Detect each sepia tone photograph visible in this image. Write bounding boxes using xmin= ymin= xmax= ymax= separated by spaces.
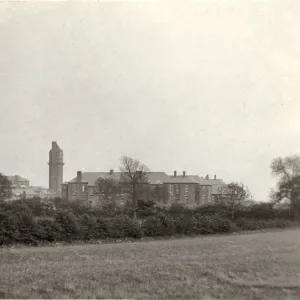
xmin=0 ymin=0 xmax=300 ymax=299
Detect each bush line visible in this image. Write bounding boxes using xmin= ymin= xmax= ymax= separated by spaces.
xmin=0 ymin=198 xmax=297 ymax=246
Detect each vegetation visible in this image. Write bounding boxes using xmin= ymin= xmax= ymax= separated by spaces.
xmin=0 ymin=173 xmax=12 ymax=201
xmin=216 ymin=182 xmax=252 ymax=219
xmin=0 ymin=197 xmax=297 ymax=246
xmin=119 ymin=156 xmax=150 ymax=220
xmin=271 ymin=155 xmax=300 ymax=219
xmin=1 ymin=229 xmax=300 ymax=299
xmin=0 ymin=154 xmax=300 ymax=247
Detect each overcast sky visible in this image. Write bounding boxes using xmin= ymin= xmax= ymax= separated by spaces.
xmin=1 ymin=0 xmax=299 ymax=201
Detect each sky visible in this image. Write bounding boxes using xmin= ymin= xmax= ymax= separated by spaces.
xmin=1 ymin=0 xmax=300 ymax=201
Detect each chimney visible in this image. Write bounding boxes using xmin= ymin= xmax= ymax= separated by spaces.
xmin=205 ymin=174 xmax=209 ymax=180
xmin=174 ymin=170 xmax=177 ymax=177
xmin=109 ymin=169 xmax=114 ymax=175
xmin=77 ymin=171 xmax=82 ymax=182
xmin=214 ymin=174 xmax=217 ymax=180
xmin=183 ymin=171 xmax=186 ymax=177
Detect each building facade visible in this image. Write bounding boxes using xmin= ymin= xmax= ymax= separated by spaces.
xmin=62 ymin=169 xmax=227 ymax=207
xmin=8 ymin=175 xmax=30 ymax=188
xmin=48 ymin=141 xmax=64 ymax=193
xmin=62 ymin=171 xmax=171 ymax=207
xmin=164 ymin=171 xmax=199 ymax=206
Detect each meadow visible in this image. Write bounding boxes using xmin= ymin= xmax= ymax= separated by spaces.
xmin=1 ymin=228 xmax=300 ymax=299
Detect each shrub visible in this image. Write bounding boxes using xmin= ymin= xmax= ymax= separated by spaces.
xmin=78 ymin=214 xmax=98 ymax=240
xmin=95 ymin=217 xmax=110 ymax=239
xmin=55 ymin=211 xmax=81 ymax=242
xmin=235 ymin=218 xmax=293 ymax=231
xmin=173 ymin=215 xmax=195 ymax=236
xmin=193 ymin=214 xmax=234 ymax=234
xmin=0 ymin=212 xmax=20 ymax=245
xmin=107 ymin=215 xmax=142 ymax=239
xmin=36 ymin=219 xmax=64 ymax=242
xmin=137 ymin=199 xmax=157 ymax=217
xmin=142 ymin=216 xmax=164 ymax=237
xmin=142 ymin=214 xmax=175 ymax=237
xmin=194 ymin=204 xmax=228 ymax=217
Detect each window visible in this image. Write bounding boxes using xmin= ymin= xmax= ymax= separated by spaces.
xmin=175 ymin=184 xmax=179 ymax=195
xmin=82 ymin=185 xmax=85 ymax=192
xmin=185 ymin=195 xmax=188 ymax=204
xmin=185 ymin=185 xmax=189 ymax=194
xmin=169 ymin=184 xmax=173 ymax=194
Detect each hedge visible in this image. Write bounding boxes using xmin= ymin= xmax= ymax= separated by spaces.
xmin=0 ymin=199 xmax=298 ymax=246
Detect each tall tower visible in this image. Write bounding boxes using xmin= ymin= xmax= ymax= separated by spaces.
xmin=48 ymin=141 xmax=64 ymax=192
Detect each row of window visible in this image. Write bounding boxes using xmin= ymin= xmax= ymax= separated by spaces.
xmin=168 ymin=184 xmax=189 ymax=194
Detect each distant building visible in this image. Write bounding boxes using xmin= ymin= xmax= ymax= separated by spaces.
xmin=165 ymin=171 xmax=199 ymax=206
xmin=62 ymin=169 xmax=228 ymax=208
xmin=62 ymin=170 xmax=171 ymax=207
xmin=48 ymin=141 xmax=64 ymax=193
xmin=10 ymin=186 xmax=57 ymax=200
xmin=184 ymin=175 xmax=213 ymax=205
xmin=209 ymin=176 xmax=228 ymax=203
xmin=8 ymin=175 xmax=30 ymax=188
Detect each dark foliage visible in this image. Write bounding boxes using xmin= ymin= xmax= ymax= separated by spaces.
xmin=0 ymin=197 xmax=298 ymax=246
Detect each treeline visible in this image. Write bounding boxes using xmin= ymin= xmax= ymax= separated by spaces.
xmin=0 ymin=197 xmax=297 ymax=246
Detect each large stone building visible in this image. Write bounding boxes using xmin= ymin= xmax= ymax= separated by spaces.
xmin=62 ymin=169 xmax=227 ymax=207
xmin=48 ymin=141 xmax=64 ymax=193
xmin=62 ymin=170 xmax=171 ymax=207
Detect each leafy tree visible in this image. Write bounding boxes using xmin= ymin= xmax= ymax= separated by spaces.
xmin=219 ymin=182 xmax=252 ymax=219
xmin=95 ymin=176 xmax=121 ymax=205
xmin=0 ymin=173 xmax=12 ymax=201
xmin=119 ymin=156 xmax=150 ymax=220
xmin=271 ymin=155 xmax=300 ymax=220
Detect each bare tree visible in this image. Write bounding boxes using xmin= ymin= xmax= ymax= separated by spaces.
xmin=119 ymin=156 xmax=150 ymax=220
xmin=271 ymin=155 xmax=300 ymax=219
xmin=0 ymin=173 xmax=12 ymax=201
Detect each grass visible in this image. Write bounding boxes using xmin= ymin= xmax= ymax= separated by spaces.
xmin=1 ymin=229 xmax=300 ymax=299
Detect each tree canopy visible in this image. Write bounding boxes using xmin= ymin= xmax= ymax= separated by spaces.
xmin=270 ymin=155 xmax=300 ymax=219
xmin=0 ymin=173 xmax=12 ymax=201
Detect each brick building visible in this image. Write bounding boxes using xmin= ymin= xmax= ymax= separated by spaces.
xmin=62 ymin=169 xmax=227 ymax=207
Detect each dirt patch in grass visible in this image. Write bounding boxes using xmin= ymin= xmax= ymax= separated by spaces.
xmin=1 ymin=229 xmax=300 ymax=299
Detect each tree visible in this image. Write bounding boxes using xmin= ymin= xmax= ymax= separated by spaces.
xmin=95 ymin=176 xmax=121 ymax=205
xmin=0 ymin=173 xmax=12 ymax=201
xmin=220 ymin=182 xmax=252 ymax=219
xmin=119 ymin=156 xmax=150 ymax=220
xmin=271 ymin=155 xmax=300 ymax=220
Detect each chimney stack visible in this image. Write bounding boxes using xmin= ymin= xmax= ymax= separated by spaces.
xmin=183 ymin=171 xmax=186 ymax=177
xmin=109 ymin=169 xmax=114 ymax=175
xmin=77 ymin=171 xmax=82 ymax=182
xmin=174 ymin=170 xmax=177 ymax=177
xmin=214 ymin=174 xmax=216 ymax=180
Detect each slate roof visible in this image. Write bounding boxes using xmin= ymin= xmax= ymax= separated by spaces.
xmin=67 ymin=172 xmax=172 ymax=186
xmin=66 ymin=171 xmax=227 ymax=189
xmin=186 ymin=175 xmax=212 ymax=185
xmin=165 ymin=175 xmax=198 ymax=184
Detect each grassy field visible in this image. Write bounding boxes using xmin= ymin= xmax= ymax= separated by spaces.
xmin=1 ymin=229 xmax=300 ymax=299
